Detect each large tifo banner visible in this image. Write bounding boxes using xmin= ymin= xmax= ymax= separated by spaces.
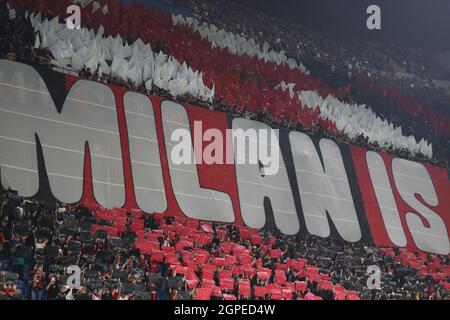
xmin=0 ymin=59 xmax=449 ymax=255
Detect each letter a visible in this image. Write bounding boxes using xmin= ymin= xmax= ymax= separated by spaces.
xmin=66 ymin=5 xmax=81 ymax=30
xmin=366 ymin=5 xmax=381 ymax=30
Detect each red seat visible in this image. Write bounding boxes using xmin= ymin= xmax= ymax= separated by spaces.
xmin=275 ymin=272 xmax=287 ymax=285
xmin=150 ymin=250 xmax=165 ymax=262
xmin=433 ymin=273 xmax=446 ymax=281
xmin=219 ymin=270 xmax=232 ymax=279
xmin=202 ymin=264 xmax=216 ymax=274
xmin=239 ymin=228 xmax=251 ymax=239
xmin=172 ymin=265 xmax=188 ymax=275
xmin=239 ymin=255 xmax=252 ymax=266
xmin=131 ymin=223 xmax=143 ymax=232
xmin=213 ymin=258 xmax=226 ymax=266
xmin=232 ymin=244 xmax=247 ymax=256
xmin=335 ymin=292 xmax=346 ymax=300
xmin=250 ymin=235 xmax=263 ymax=245
xmin=270 ymin=288 xmax=282 ymax=300
xmin=211 ymin=287 xmax=222 ymax=298
xmin=295 ymin=281 xmax=307 ymax=292
xmin=220 ymin=243 xmax=232 ymax=254
xmin=196 ymin=234 xmax=212 ymax=246
xmin=130 ymin=209 xmax=143 ymax=219
xmin=175 ymin=240 xmax=193 ymax=251
xmin=268 ymin=236 xmax=276 ymax=246
xmin=232 ymin=265 xmax=244 ymax=276
xmin=146 ymin=234 xmax=159 ymax=241
xmin=256 ymin=259 xmax=263 ymax=268
xmin=135 ymin=230 xmax=145 ymax=239
xmin=258 ymin=267 xmax=271 ymax=273
xmin=261 ymin=246 xmax=269 ymax=256
xmin=224 ymin=255 xmax=236 ymax=266
xmin=216 ymin=230 xmax=227 ymax=239
xmin=441 ymin=282 xmax=450 ymax=290
xmin=275 ymin=263 xmax=288 ymax=271
xmin=201 ymin=280 xmax=216 ymax=288
xmin=186 ymin=218 xmax=200 ymax=228
xmin=182 ymin=251 xmax=194 ymax=265
xmin=307 ymin=266 xmax=319 ymax=274
xmin=136 ymin=245 xmax=152 ymax=255
xmin=196 ymin=288 xmax=212 ymax=300
xmin=202 ymin=271 xmax=215 ymax=281
xmin=92 ymin=225 xmax=118 ymax=237
xmin=165 ymin=253 xmax=179 ymax=264
xmin=186 ymin=279 xmax=199 ymax=289
xmin=96 ymin=213 xmax=112 ymax=222
xmin=202 ymin=265 xmax=216 ymax=280
xmin=308 ymin=273 xmax=321 ymax=283
xmin=269 ymin=249 xmax=282 ymax=258
xmin=320 ymin=273 xmax=330 ymax=281
xmin=444 ymin=266 xmax=450 ymax=277
xmin=243 ymin=266 xmax=256 ymax=278
xmin=162 ymin=245 xmax=176 ymax=253
xmin=174 ymin=217 xmax=186 ymax=225
xmin=179 ymin=226 xmax=194 ymax=236
xmin=149 ymin=241 xmax=161 ymax=250
xmin=257 ymin=271 xmax=271 ymax=280
xmin=333 ymin=284 xmax=345 ymax=292
xmin=238 ymin=282 xmax=251 ymax=297
xmin=112 ymin=215 xmax=127 ymax=224
xmin=220 ymin=278 xmax=235 ymax=291
xmin=254 ymin=286 xmax=267 ymax=298
xmin=284 ymin=282 xmax=295 ymax=290
xmin=346 ymin=291 xmax=360 ymax=300
xmin=152 ymin=229 xmax=164 ymax=237
xmin=134 ymin=239 xmax=147 ymax=248
xmin=282 ymin=289 xmax=293 ymax=300
xmin=319 ymin=280 xmax=333 ymax=291
xmin=193 ymin=254 xmax=206 ymax=265
xmin=264 ymin=283 xmax=276 ymax=291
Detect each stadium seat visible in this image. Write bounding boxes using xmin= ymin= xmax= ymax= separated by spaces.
xmin=220 ymin=278 xmax=235 ymax=291
xmin=238 ymin=281 xmax=251 ymax=297
xmin=195 ymin=288 xmax=212 ymax=300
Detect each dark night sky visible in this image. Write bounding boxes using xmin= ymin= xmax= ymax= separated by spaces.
xmin=231 ymin=0 xmax=450 ymax=53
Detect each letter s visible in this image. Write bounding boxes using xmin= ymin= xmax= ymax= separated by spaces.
xmin=393 ymin=158 xmax=449 ymax=255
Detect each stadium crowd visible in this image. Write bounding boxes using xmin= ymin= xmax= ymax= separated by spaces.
xmin=0 ymin=1 xmax=449 ymax=301
xmin=2 ymin=1 xmax=450 ymax=167
xmin=1 ymin=189 xmax=449 ymax=300
xmin=188 ymin=0 xmax=450 ymax=97
xmin=187 ymin=0 xmax=450 ymax=166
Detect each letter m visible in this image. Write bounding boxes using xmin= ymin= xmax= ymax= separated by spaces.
xmin=0 ymin=60 xmax=124 ymax=207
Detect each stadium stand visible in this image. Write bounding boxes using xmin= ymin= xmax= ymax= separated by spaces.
xmin=1 ymin=190 xmax=449 ymax=300
xmin=4 ymin=0 xmax=449 ymax=167
xmin=186 ymin=0 xmax=450 ymax=165
xmin=0 ymin=0 xmax=449 ymax=301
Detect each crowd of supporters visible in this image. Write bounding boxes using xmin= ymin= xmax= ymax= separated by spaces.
xmin=188 ymin=0 xmax=450 ymax=89
xmin=0 ymin=1 xmax=449 ymax=300
xmin=1 ymin=0 xmax=448 ymax=168
xmin=1 ymin=189 xmax=449 ymax=300
xmin=186 ymin=0 xmax=450 ymax=166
